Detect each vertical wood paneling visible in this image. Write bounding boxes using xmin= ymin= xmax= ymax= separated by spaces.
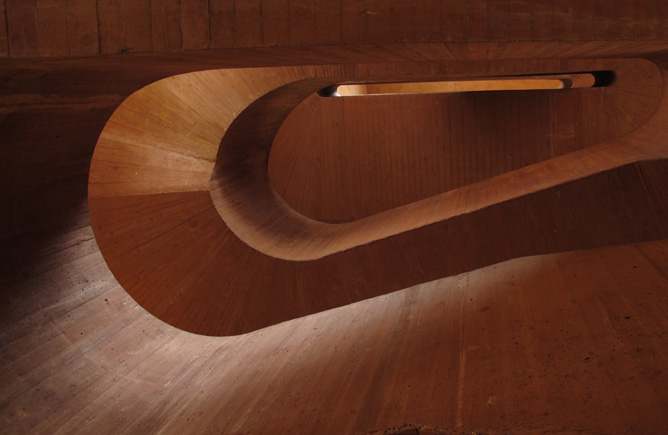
xmin=36 ymin=0 xmax=69 ymax=57
xmin=289 ymin=0 xmax=317 ymax=46
xmin=391 ymin=0 xmax=416 ymax=43
xmin=97 ymin=0 xmax=151 ymax=54
xmin=466 ymin=0 xmax=489 ymax=41
xmin=573 ymin=2 xmax=596 ymax=41
xmin=611 ymin=0 xmax=633 ymax=39
xmin=0 ymin=2 xmax=665 ymax=57
xmin=655 ymin=0 xmax=668 ymax=39
xmin=151 ymin=0 xmax=182 ymax=51
xmin=66 ymin=0 xmax=99 ymax=56
xmin=594 ymin=0 xmax=615 ymax=40
xmin=209 ymin=0 xmax=234 ymax=48
xmin=0 ymin=0 xmax=9 ymax=57
xmin=364 ymin=0 xmax=392 ymax=43
xmin=180 ymin=0 xmax=209 ymax=49
xmin=314 ymin=0 xmax=341 ymax=44
xmin=553 ymin=0 xmax=575 ymax=41
xmin=341 ymin=0 xmax=365 ymax=43
xmin=262 ymin=0 xmax=289 ymax=46
xmin=5 ymin=0 xmax=39 ymax=57
xmin=442 ymin=0 xmax=467 ymax=42
xmin=509 ymin=0 xmax=533 ymax=41
xmin=633 ymin=0 xmax=656 ymax=39
xmin=532 ymin=2 xmax=554 ymax=41
xmin=488 ymin=0 xmax=511 ymax=41
xmin=414 ymin=0 xmax=441 ymax=42
xmin=234 ymin=0 xmax=262 ymax=47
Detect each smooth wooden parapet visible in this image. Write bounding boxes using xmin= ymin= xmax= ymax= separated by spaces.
xmin=89 ymin=58 xmax=668 ymax=336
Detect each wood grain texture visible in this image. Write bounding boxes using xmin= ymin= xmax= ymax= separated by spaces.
xmin=2 ymin=42 xmax=668 ymax=434
xmin=0 ymin=0 xmax=7 ymax=57
xmin=271 ymin=73 xmax=643 ymax=221
xmin=5 ymin=0 xmax=38 ymax=57
xmin=2 ymin=1 xmax=668 ymax=58
xmin=87 ymin=56 xmax=668 ymax=336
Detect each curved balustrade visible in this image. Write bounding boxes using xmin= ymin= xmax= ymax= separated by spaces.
xmin=89 ymin=57 xmax=668 ymax=336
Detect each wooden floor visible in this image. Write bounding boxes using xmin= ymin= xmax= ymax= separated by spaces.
xmin=1 ymin=43 xmax=668 ymax=433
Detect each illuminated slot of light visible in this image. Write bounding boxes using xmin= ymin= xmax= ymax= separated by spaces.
xmin=324 ymin=73 xmax=600 ymax=97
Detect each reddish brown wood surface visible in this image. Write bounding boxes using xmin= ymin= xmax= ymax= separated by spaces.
xmin=85 ymin=56 xmax=667 ymax=336
xmin=3 ymin=1 xmax=668 ymax=58
xmin=1 ymin=24 xmax=668 ymax=435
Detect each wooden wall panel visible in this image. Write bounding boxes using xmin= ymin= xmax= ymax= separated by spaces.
xmin=314 ymin=0 xmax=341 ymax=45
xmin=97 ymin=0 xmax=151 ymax=54
xmin=0 ymin=1 xmax=8 ymax=57
xmin=151 ymin=0 xmax=182 ymax=51
xmin=487 ymin=0 xmax=511 ymax=41
xmin=66 ymin=0 xmax=99 ymax=56
xmin=209 ymin=0 xmax=234 ymax=48
xmin=508 ymin=0 xmax=532 ymax=41
xmin=553 ymin=0 xmax=576 ymax=41
xmin=289 ymin=0 xmax=317 ymax=46
xmin=5 ymin=0 xmax=38 ymax=57
xmin=262 ymin=0 xmax=290 ymax=46
xmin=442 ymin=0 xmax=467 ymax=42
xmin=362 ymin=0 xmax=392 ymax=43
xmin=532 ymin=2 xmax=554 ymax=41
xmin=465 ymin=0 xmax=489 ymax=41
xmin=414 ymin=0 xmax=441 ymax=42
xmin=180 ymin=0 xmax=209 ymax=50
xmin=340 ymin=0 xmax=365 ymax=44
xmin=35 ymin=0 xmax=69 ymax=57
xmin=633 ymin=0 xmax=657 ymax=39
xmin=573 ymin=2 xmax=596 ymax=40
xmin=392 ymin=0 xmax=417 ymax=43
xmin=270 ymin=82 xmax=647 ymax=222
xmin=234 ymin=0 xmax=262 ymax=47
xmin=1 ymin=0 xmax=667 ymax=58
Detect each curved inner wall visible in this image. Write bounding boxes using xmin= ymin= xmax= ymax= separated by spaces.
xmin=269 ymin=73 xmax=654 ymax=222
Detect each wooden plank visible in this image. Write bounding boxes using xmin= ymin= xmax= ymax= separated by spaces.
xmin=488 ymin=0 xmax=511 ymax=41
xmin=209 ymin=0 xmax=234 ymax=48
xmin=573 ymin=1 xmax=596 ymax=40
xmin=150 ymin=0 xmax=182 ymax=51
xmin=633 ymin=0 xmax=657 ymax=39
xmin=414 ymin=0 xmax=441 ymax=42
xmin=233 ymin=0 xmax=262 ymax=47
xmin=262 ymin=0 xmax=289 ymax=46
xmin=66 ymin=0 xmax=99 ymax=56
xmin=97 ymin=0 xmax=151 ymax=54
xmin=288 ymin=0 xmax=316 ymax=46
xmin=0 ymin=0 xmax=8 ymax=57
xmin=341 ymin=0 xmax=365 ymax=43
xmin=442 ymin=0 xmax=467 ymax=42
xmin=36 ymin=0 xmax=69 ymax=57
xmin=656 ymin=0 xmax=668 ymax=39
xmin=314 ymin=0 xmax=341 ymax=45
xmin=465 ymin=0 xmax=489 ymax=41
xmin=180 ymin=0 xmax=209 ymax=50
xmin=5 ymin=0 xmax=39 ymax=57
xmin=553 ymin=0 xmax=576 ymax=41
xmin=509 ymin=0 xmax=533 ymax=41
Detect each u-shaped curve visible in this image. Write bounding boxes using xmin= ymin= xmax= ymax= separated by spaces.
xmin=89 ymin=58 xmax=668 ymax=336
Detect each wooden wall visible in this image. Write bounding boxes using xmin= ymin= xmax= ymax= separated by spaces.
xmin=3 ymin=0 xmax=668 ymax=58
xmin=271 ymin=85 xmax=640 ymax=221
